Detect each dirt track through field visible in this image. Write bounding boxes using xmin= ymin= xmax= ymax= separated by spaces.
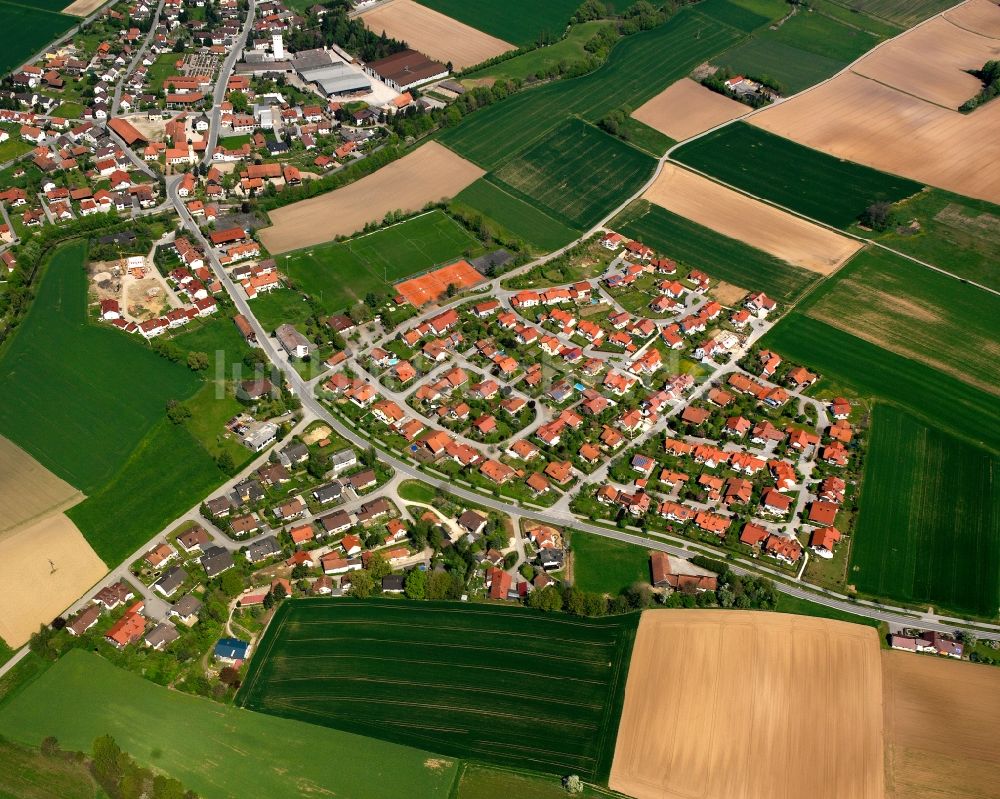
xmin=851 ymin=16 xmax=1000 ymax=109
xmin=0 ymin=435 xmax=83 ymax=535
xmin=0 ymin=513 xmax=106 ymax=647
xmin=259 ymin=143 xmax=484 ymax=254
xmin=750 ymin=0 xmax=1000 ymax=204
xmin=632 ymin=78 xmax=749 ymax=141
xmin=610 ymin=610 xmax=884 ymax=799
xmin=883 ymin=650 xmax=1000 ymax=799
xmin=644 ymin=164 xmax=862 ymax=273
xmin=360 ymin=0 xmax=514 ymax=70
xmin=62 ymin=0 xmax=106 ymax=15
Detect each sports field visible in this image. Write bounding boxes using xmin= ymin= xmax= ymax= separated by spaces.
xmin=850 ymin=405 xmax=999 ymax=617
xmin=282 ymin=210 xmax=482 ymax=312
xmin=672 ymin=123 xmax=924 ymax=228
xmin=611 ymin=200 xmax=819 ymax=304
xmin=796 ymin=247 xmax=1000 ymax=397
xmin=0 ymin=649 xmax=458 ymax=799
xmin=451 ymin=178 xmax=581 ymax=251
xmin=0 ymin=243 xmax=201 ymax=493
xmin=439 ymin=9 xmax=745 ymax=171
xmin=238 ymin=599 xmax=639 ymax=781
xmin=610 ymin=611 xmax=884 ymax=799
xmin=760 ymin=313 xmax=1000 ymax=454
xmin=0 ymin=0 xmax=75 ymax=75
xmin=490 ymin=119 xmax=656 ymax=229
xmin=717 ymin=7 xmax=887 ymax=94
xmin=414 ymin=0 xmax=581 ymax=47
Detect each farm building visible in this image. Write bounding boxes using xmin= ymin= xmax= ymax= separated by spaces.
xmin=365 ymin=49 xmax=448 ymax=91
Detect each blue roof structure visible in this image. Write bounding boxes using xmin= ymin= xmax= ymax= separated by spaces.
xmin=215 ymin=637 xmax=249 ymax=660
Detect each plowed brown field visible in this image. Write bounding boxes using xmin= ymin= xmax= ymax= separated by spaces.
xmin=610 ymin=611 xmax=884 ymax=799
xmin=0 ymin=513 xmax=106 ymax=647
xmin=643 ymin=164 xmax=862 ymax=273
xmin=851 ymin=16 xmax=999 ymax=109
xmin=258 ymin=143 xmax=484 ymax=253
xmin=360 ymin=0 xmax=514 ymax=70
xmin=631 ymin=78 xmax=748 ymax=141
xmin=945 ymin=0 xmax=1000 ymax=37
xmin=883 ymin=650 xmax=1000 ymax=799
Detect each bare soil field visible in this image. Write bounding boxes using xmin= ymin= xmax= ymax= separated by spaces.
xmin=360 ymin=0 xmax=514 ymax=70
xmin=712 ymin=279 xmax=750 ymax=305
xmin=851 ymin=16 xmax=1000 ymax=109
xmin=609 ymin=610 xmax=883 ymax=799
xmin=62 ymin=0 xmax=106 ymax=16
xmin=632 ymin=78 xmax=748 ymax=141
xmin=0 ymin=436 xmax=83 ymax=535
xmin=750 ymin=71 xmax=1000 ymax=204
xmin=119 ymin=114 xmax=167 ymax=143
xmin=944 ymin=0 xmax=1000 ymax=37
xmin=883 ymin=650 xmax=1000 ymax=799
xmin=643 ymin=164 xmax=862 ymax=273
xmin=259 ymin=143 xmax=484 ymax=254
xmin=0 ymin=514 xmax=106 ymax=647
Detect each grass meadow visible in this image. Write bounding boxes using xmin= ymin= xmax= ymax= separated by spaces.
xmin=0 ymin=243 xmax=201 ymax=493
xmin=415 ymin=0 xmax=582 ymax=46
xmin=453 ymin=764 xmax=620 ymax=799
xmin=850 ymin=405 xmax=999 ymax=618
xmin=611 ymin=200 xmax=819 ymax=303
xmin=860 ymin=189 xmax=1000 ymax=289
xmin=464 ymin=21 xmax=614 ymax=82
xmin=238 ymin=599 xmax=639 ymax=782
xmin=0 ymin=649 xmax=458 ymax=799
xmin=439 ymin=9 xmax=745 ymax=171
xmin=0 ymin=1 xmax=75 ymax=75
xmin=490 ymin=119 xmax=656 ymax=229
xmin=795 ymin=247 xmax=1000 ymax=398
xmin=570 ymin=532 xmax=652 ymax=596
xmin=672 ymin=123 xmax=924 ymax=228
xmin=760 ymin=313 xmax=1000 ymax=454
xmin=281 ymin=210 xmax=481 ymax=313
xmin=451 ymin=178 xmax=581 ymax=251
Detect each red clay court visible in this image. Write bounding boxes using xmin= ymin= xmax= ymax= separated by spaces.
xmin=395 ymin=260 xmax=484 ymax=306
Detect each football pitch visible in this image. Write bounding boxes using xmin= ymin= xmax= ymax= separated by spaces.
xmin=851 ymin=405 xmax=1000 ymax=618
xmin=281 ymin=210 xmax=481 ymax=312
xmin=237 ymin=599 xmax=640 ymax=781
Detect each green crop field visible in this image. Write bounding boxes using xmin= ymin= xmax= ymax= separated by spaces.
xmin=860 ymin=189 xmax=1000 ymax=290
xmin=0 ymin=243 xmax=201 ymax=493
xmin=795 ymin=247 xmax=1000 ymax=398
xmin=238 ymin=599 xmax=639 ymax=782
xmin=824 ymin=0 xmax=961 ymax=26
xmin=760 ymin=313 xmax=1000 ymax=454
xmin=439 ymin=9 xmax=745 ymax=171
xmin=717 ymin=8 xmax=887 ymax=94
xmin=451 ymin=178 xmax=581 ymax=251
xmin=281 ymin=210 xmax=481 ymax=313
xmin=672 ymin=123 xmax=923 ymax=228
xmin=696 ymin=0 xmax=787 ymax=31
xmin=570 ymin=532 xmax=652 ymax=596
xmin=611 ymin=200 xmax=819 ymax=303
xmin=0 ymin=649 xmax=458 ymax=799
xmin=490 ymin=119 xmax=655 ymax=230
xmin=415 ymin=0 xmax=581 ymax=47
xmin=0 ymin=1 xmax=75 ymax=76
xmin=850 ymin=405 xmax=1000 ymax=617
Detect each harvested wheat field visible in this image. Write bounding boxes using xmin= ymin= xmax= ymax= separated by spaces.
xmin=610 ymin=610 xmax=883 ymax=799
xmin=62 ymin=0 xmax=107 ymax=15
xmin=751 ymin=72 xmax=1000 ymax=204
xmin=883 ymin=650 xmax=1000 ymax=799
xmin=632 ymin=78 xmax=748 ymax=141
xmin=851 ymin=16 xmax=1000 ymax=109
xmin=0 ymin=435 xmax=83 ymax=535
xmin=361 ymin=0 xmax=514 ymax=70
xmin=259 ymin=143 xmax=484 ymax=254
xmin=945 ymin=0 xmax=1000 ymax=38
xmin=644 ymin=164 xmax=862 ymax=273
xmin=0 ymin=514 xmax=106 ymax=647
